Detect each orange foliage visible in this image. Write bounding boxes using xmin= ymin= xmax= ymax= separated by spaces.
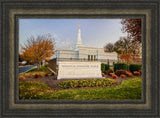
xmin=112 ymin=74 xmax=118 ymax=79
xmin=125 ymin=71 xmax=133 ymax=77
xmin=19 ymin=76 xmax=26 ymax=81
xmin=120 ymin=74 xmax=127 ymax=78
xmin=139 ymin=70 xmax=142 ymax=75
xmin=109 ymin=73 xmax=115 ymax=77
xmin=120 ymin=53 xmax=132 ymax=64
xmin=133 ymin=71 xmax=140 ymax=76
xmin=101 ymin=73 xmax=105 ymax=77
xmin=109 ymin=73 xmax=118 ymax=79
xmin=20 ymin=34 xmax=55 ymax=69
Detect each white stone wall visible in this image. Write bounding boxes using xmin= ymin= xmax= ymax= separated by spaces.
xmin=58 ymin=50 xmax=78 ymax=59
xmin=52 ymin=46 xmax=118 ymax=65
xmin=57 ymin=61 xmax=102 ymax=79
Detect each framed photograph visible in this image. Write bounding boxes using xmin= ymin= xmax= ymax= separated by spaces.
xmin=0 ymin=0 xmax=159 ymax=117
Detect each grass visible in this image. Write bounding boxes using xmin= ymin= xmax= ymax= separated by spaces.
xmin=19 ymin=77 xmax=142 ymax=100
xmin=27 ymin=66 xmax=51 ymax=73
xmin=19 ymin=81 xmax=54 ymax=99
xmin=19 ymin=66 xmax=52 ymax=78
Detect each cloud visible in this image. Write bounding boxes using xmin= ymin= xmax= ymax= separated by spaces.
xmin=54 ymin=34 xmax=74 ymax=50
xmin=56 ymin=40 xmax=74 ymax=50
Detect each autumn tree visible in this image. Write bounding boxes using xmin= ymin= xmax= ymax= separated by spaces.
xmin=120 ymin=19 xmax=142 ymax=63
xmin=104 ymin=43 xmax=114 ymax=52
xmin=121 ymin=19 xmax=142 ymax=43
xmin=21 ymin=34 xmax=55 ymax=70
xmin=112 ymin=37 xmax=141 ymax=64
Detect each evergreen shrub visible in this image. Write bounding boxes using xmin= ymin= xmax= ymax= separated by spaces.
xmin=129 ymin=64 xmax=142 ymax=73
xmin=113 ymin=63 xmax=128 ymax=72
xmin=101 ymin=63 xmax=110 ymax=73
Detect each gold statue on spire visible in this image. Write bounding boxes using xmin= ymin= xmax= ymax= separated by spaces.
xmin=78 ymin=23 xmax=80 ymax=28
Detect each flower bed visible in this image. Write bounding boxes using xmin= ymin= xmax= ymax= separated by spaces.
xmin=58 ymin=78 xmax=117 ymax=89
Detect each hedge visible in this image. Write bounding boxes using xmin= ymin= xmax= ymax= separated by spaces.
xmin=58 ymin=78 xmax=117 ymax=89
xmin=101 ymin=63 xmax=110 ymax=73
xmin=129 ymin=64 xmax=142 ymax=73
xmin=113 ymin=63 xmax=128 ymax=72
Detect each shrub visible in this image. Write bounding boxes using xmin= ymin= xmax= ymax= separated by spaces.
xmin=126 ymin=71 xmax=133 ymax=77
xmin=133 ymin=71 xmax=141 ymax=76
xmin=139 ymin=70 xmax=142 ymax=75
xmin=58 ymin=78 xmax=117 ymax=89
xmin=106 ymin=69 xmax=113 ymax=76
xmin=129 ymin=64 xmax=142 ymax=73
xmin=19 ymin=81 xmax=53 ymax=99
xmin=112 ymin=74 xmax=118 ymax=79
xmin=45 ymin=73 xmax=49 ymax=77
xmin=120 ymin=74 xmax=127 ymax=78
xmin=109 ymin=73 xmax=115 ymax=77
xmin=101 ymin=73 xmax=105 ymax=77
xmin=44 ymin=64 xmax=48 ymax=67
xmin=115 ymin=70 xmax=127 ymax=76
xmin=101 ymin=63 xmax=110 ymax=73
xmin=109 ymin=73 xmax=118 ymax=79
xmin=19 ymin=76 xmax=26 ymax=81
xmin=104 ymin=64 xmax=110 ymax=71
xmin=114 ymin=63 xmax=128 ymax=72
xmin=101 ymin=63 xmax=105 ymax=73
xmin=34 ymin=74 xmax=39 ymax=78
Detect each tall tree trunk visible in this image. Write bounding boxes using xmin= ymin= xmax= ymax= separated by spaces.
xmin=37 ymin=61 xmax=41 ymax=70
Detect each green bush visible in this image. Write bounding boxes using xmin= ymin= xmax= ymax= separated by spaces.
xmin=129 ymin=64 xmax=142 ymax=73
xmin=58 ymin=78 xmax=117 ymax=89
xmin=113 ymin=63 xmax=128 ymax=72
xmin=101 ymin=63 xmax=110 ymax=73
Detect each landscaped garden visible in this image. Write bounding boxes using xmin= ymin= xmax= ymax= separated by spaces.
xmin=19 ymin=77 xmax=142 ymax=100
xmin=101 ymin=63 xmax=142 ymax=79
xmin=19 ymin=62 xmax=142 ymax=100
xmin=19 ymin=63 xmax=142 ymax=100
xmin=19 ymin=65 xmax=54 ymax=81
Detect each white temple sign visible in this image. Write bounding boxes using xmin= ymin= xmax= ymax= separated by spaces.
xmin=57 ymin=61 xmax=102 ymax=79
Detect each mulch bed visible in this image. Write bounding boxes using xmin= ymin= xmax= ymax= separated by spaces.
xmin=19 ymin=75 xmax=139 ymax=90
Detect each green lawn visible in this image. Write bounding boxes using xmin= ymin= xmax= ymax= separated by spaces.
xmin=27 ymin=66 xmax=51 ymax=73
xmin=19 ymin=77 xmax=142 ymax=100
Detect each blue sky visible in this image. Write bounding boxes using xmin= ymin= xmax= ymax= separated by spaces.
xmin=19 ymin=19 xmax=127 ymax=51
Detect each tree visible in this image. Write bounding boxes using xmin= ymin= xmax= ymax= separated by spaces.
xmin=104 ymin=43 xmax=114 ymax=52
xmin=113 ymin=37 xmax=141 ymax=64
xmin=121 ymin=19 xmax=142 ymax=43
xmin=19 ymin=54 xmax=23 ymax=62
xmin=120 ymin=53 xmax=132 ymax=64
xmin=21 ymin=34 xmax=55 ymax=70
xmin=114 ymin=37 xmax=133 ymax=54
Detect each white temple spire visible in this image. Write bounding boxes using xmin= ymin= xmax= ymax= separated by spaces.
xmin=75 ymin=23 xmax=83 ymax=48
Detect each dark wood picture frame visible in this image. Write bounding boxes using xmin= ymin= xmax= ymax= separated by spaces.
xmin=0 ymin=0 xmax=159 ymax=117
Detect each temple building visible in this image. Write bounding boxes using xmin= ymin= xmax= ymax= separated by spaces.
xmin=51 ymin=24 xmax=118 ymax=65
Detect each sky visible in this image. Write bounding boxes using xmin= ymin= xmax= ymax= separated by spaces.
xmin=19 ymin=19 xmax=128 ymax=51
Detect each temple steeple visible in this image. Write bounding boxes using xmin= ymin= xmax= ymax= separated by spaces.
xmin=75 ymin=24 xmax=83 ymax=48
